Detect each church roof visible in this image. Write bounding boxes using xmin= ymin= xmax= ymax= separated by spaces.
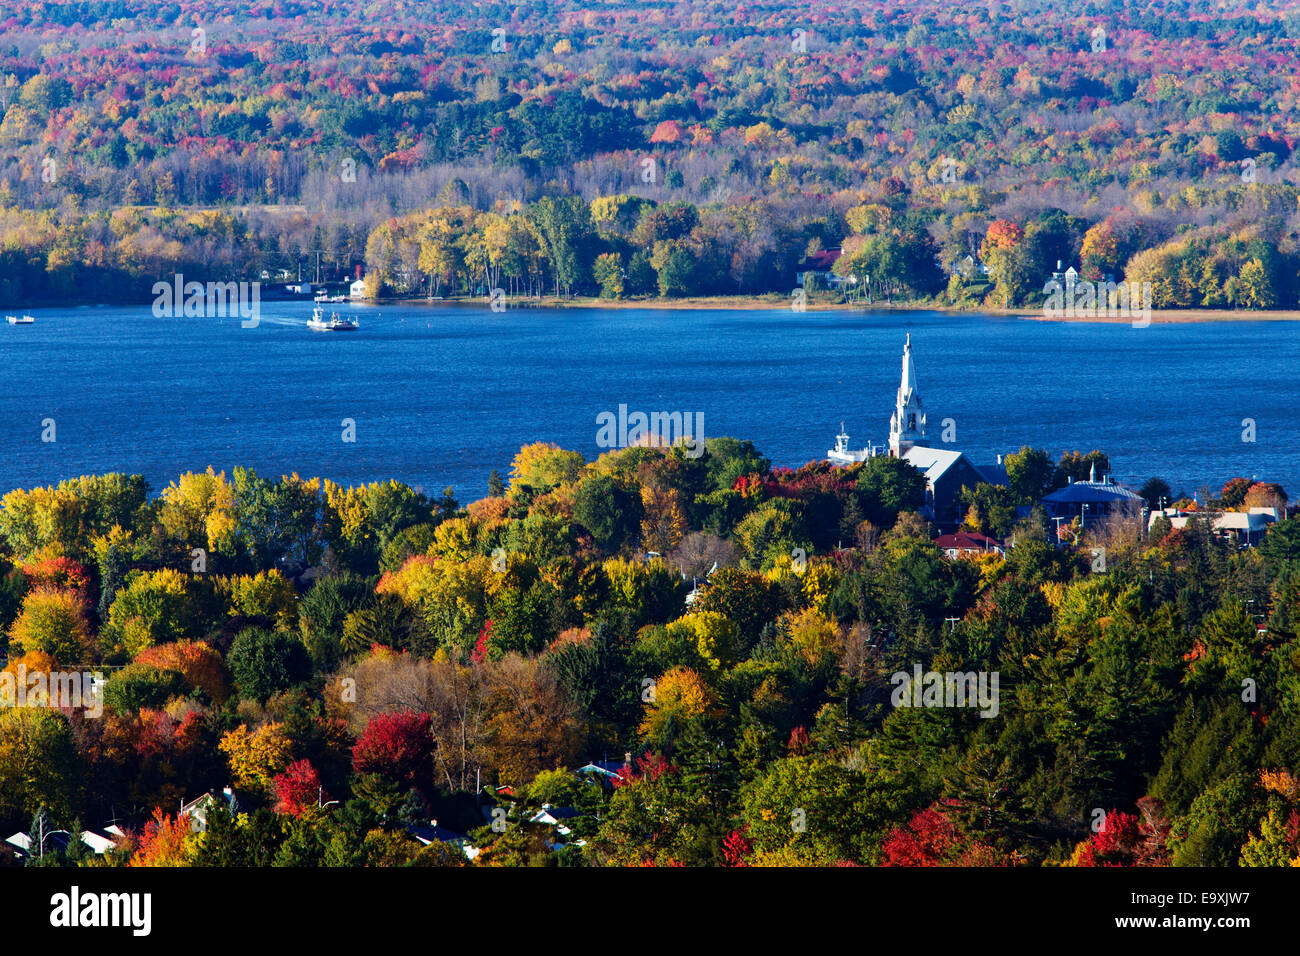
xmin=902 ymin=445 xmax=964 ymax=484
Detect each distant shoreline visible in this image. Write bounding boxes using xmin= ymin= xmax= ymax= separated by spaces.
xmin=401 ymin=295 xmax=1300 ymax=323
xmin=24 ymin=294 xmax=1300 ymax=323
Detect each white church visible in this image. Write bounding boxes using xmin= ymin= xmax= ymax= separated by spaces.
xmin=827 ymin=334 xmax=1006 ymax=528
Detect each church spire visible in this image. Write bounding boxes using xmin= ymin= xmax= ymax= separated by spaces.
xmin=889 ymin=334 xmax=925 ymax=456
xmin=900 ymin=332 xmax=917 ymax=396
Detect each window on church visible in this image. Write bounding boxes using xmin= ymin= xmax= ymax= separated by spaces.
xmin=907 ymin=414 xmax=916 ymax=430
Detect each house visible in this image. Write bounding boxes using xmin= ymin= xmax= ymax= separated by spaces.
xmin=682 ymin=562 xmax=718 ymax=606
xmin=1049 ymin=262 xmax=1078 ymax=284
xmin=1049 ymin=262 xmax=1118 ymax=287
xmin=797 ymin=249 xmax=850 ymax=289
xmin=951 ymin=255 xmax=990 ymax=279
xmin=1148 ymin=507 xmax=1278 ymax=546
xmin=5 ymin=825 xmax=124 ymax=860
xmin=407 ymin=820 xmax=480 ymax=861
xmin=349 ymin=276 xmax=367 ymax=299
xmin=576 ymin=760 xmax=625 ymax=788
xmin=935 ymin=531 xmax=1005 ymax=558
xmin=1042 ymin=465 xmax=1143 ymax=526
xmin=529 ymin=804 xmax=580 ymax=838
xmin=79 ymin=826 xmax=127 ymax=855
xmin=179 ymin=787 xmax=240 ymax=831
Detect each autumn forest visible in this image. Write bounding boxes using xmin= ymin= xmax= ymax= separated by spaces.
xmin=3 ymin=1 xmax=1300 ymax=308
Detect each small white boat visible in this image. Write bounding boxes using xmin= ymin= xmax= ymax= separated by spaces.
xmin=307 ymin=304 xmax=358 ymax=331
xmin=6 ymin=315 xmax=33 ymax=325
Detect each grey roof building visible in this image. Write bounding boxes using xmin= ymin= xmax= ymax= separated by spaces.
xmin=1042 ymin=464 xmax=1143 ymax=520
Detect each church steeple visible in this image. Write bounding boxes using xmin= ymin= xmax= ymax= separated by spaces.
xmin=889 ymin=333 xmax=926 ymax=456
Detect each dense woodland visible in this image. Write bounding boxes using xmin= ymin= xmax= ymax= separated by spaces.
xmin=2 ymin=439 xmax=1300 ymax=867
xmin=3 ymin=1 xmax=1300 ymax=306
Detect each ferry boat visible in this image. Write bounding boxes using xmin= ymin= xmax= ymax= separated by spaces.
xmin=307 ymin=305 xmax=359 ymax=331
xmin=6 ymin=314 xmax=34 ymax=325
xmin=827 ymin=422 xmax=884 ymax=465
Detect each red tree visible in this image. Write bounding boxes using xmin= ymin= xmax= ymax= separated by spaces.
xmin=722 ymin=828 xmax=752 ymax=866
xmin=471 ymin=620 xmax=493 ymax=664
xmin=351 ymin=711 xmax=433 ymax=790
xmin=274 ymin=758 xmax=323 ymax=816
xmin=613 ymin=751 xmax=674 ymax=788
xmin=881 ymin=803 xmax=1004 ymax=866
xmin=1073 ymin=802 xmax=1169 ymax=866
xmin=787 ymin=726 xmax=811 ymax=755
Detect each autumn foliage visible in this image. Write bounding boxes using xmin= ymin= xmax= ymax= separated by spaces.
xmin=274 ymin=759 xmax=324 ymax=817
xmin=352 ymin=711 xmax=434 ymax=792
xmin=880 ymin=804 xmax=1005 ymax=867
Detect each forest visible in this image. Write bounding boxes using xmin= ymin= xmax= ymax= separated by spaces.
xmin=2 ymin=438 xmax=1299 ymax=867
xmin=3 ymin=0 xmax=1300 ymax=307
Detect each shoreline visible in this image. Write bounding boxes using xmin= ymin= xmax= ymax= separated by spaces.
xmin=395 ymin=295 xmax=1300 ymax=323
xmin=23 ymin=294 xmax=1300 ymax=324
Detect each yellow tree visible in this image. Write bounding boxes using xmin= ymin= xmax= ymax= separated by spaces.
xmin=664 ymin=611 xmax=740 ymax=670
xmin=1080 ymin=220 xmax=1119 ymax=278
xmin=156 ymin=467 xmax=237 ymax=558
xmin=226 ymin=570 xmax=298 ymax=629
xmin=639 ymin=666 xmax=720 ymax=744
xmin=1236 ymin=258 xmax=1276 ymax=309
xmin=103 ymin=568 xmax=195 ymax=658
xmin=219 ymin=722 xmax=293 ymax=793
xmin=8 ymin=587 xmax=94 ymax=664
xmin=508 ymin=442 xmax=585 ymax=497
xmin=780 ymin=607 xmax=838 ymax=668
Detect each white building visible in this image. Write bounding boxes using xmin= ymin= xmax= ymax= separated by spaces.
xmin=827 ymin=334 xmax=1006 ymax=528
xmin=1148 ymin=507 xmax=1278 ymax=546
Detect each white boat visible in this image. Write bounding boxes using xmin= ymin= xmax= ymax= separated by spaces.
xmin=827 ymin=422 xmax=883 ymax=465
xmin=307 ymin=304 xmax=358 ymax=331
xmin=6 ymin=315 xmax=33 ymax=325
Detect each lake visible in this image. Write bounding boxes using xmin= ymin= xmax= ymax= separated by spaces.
xmin=1 ymin=302 xmax=1296 ymax=502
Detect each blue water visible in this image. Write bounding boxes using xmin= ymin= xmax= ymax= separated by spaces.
xmin=1 ymin=302 xmax=1296 ymax=501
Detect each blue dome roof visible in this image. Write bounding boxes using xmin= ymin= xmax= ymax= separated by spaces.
xmin=1043 ymin=480 xmax=1142 ymax=505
